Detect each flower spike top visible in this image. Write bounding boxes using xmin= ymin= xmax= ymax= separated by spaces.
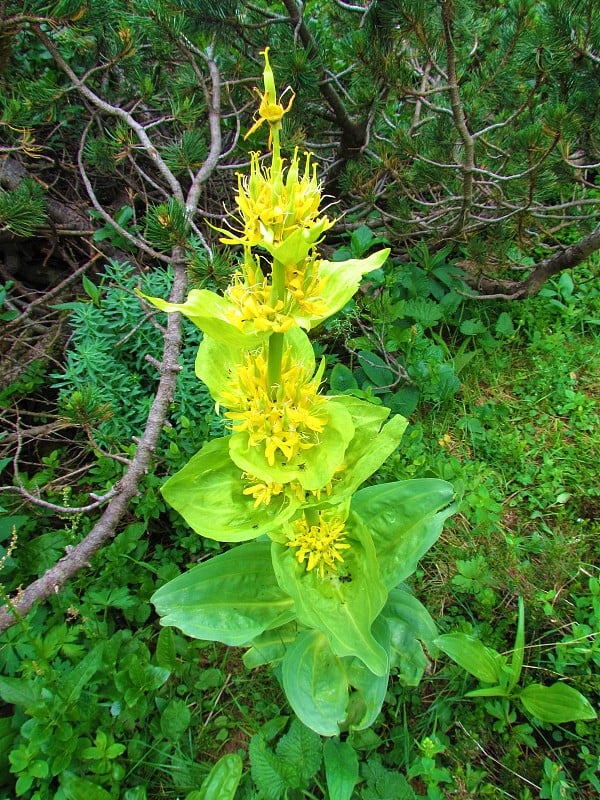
xmin=245 ymin=47 xmax=295 ymax=150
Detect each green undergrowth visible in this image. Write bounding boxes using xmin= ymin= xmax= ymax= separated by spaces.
xmin=0 ymin=257 xmax=598 ymax=799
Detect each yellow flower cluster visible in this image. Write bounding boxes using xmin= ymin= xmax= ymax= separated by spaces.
xmin=242 ymin=465 xmax=345 ymax=510
xmin=220 ymin=150 xmax=332 ymax=249
xmin=225 ymin=267 xmax=294 ymax=333
xmin=224 ymin=250 xmax=330 ymax=333
xmin=286 ymin=512 xmax=351 ymax=578
xmin=221 ymin=347 xmax=327 ymax=467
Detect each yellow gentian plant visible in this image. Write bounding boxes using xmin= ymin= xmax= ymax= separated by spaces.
xmin=146 ymin=49 xmax=455 ymax=736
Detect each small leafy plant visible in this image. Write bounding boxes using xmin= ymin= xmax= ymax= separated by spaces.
xmin=144 ymin=50 xmax=455 ymax=737
xmin=435 ymin=597 xmax=597 ymax=724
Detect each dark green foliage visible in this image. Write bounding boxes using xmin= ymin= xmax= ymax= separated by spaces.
xmin=0 ymin=180 xmax=47 ymax=237
xmin=52 ymin=260 xmax=217 ymax=450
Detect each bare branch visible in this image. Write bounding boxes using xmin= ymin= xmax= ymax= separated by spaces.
xmin=77 ymin=121 xmax=174 ymax=263
xmin=465 ymin=226 xmax=600 ymax=298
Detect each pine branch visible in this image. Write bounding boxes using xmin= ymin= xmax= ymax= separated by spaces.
xmin=280 ymin=0 xmax=368 ymax=152
xmin=32 ymin=24 xmax=184 ymax=204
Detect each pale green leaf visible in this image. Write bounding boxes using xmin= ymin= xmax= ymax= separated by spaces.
xmin=196 ymin=753 xmax=243 ymax=800
xmin=243 ymin=623 xmax=297 ymax=669
xmin=434 ymin=633 xmax=503 ymax=684
xmin=318 ymin=396 xmax=407 ymax=501
xmin=281 ymin=630 xmax=349 ymax=737
xmin=136 ymin=288 xmax=265 ymax=348
xmin=345 ymin=617 xmax=390 ymax=730
xmin=161 ymin=437 xmax=299 ymax=542
xmin=519 ymin=682 xmax=598 ymax=723
xmin=351 ymin=479 xmax=455 ymax=588
xmin=152 ymin=541 xmax=294 ymax=646
xmin=273 ymin=515 xmax=388 ymax=675
xmin=316 ymin=250 xmax=390 ymax=327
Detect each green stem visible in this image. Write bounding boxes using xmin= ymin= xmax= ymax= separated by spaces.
xmin=270 ymin=257 xmax=286 ymax=305
xmin=267 ymin=257 xmax=286 ymax=392
xmin=304 ymin=506 xmax=320 ymax=527
xmin=267 ymin=330 xmax=284 ymax=391
xmin=270 ymin=124 xmax=282 ymax=174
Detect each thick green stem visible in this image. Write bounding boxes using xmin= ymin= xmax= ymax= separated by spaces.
xmin=304 ymin=507 xmax=320 ymax=527
xmin=267 ymin=257 xmax=287 ymax=391
xmin=270 ymin=257 xmax=286 ymax=304
xmin=267 ymin=330 xmax=284 ymax=391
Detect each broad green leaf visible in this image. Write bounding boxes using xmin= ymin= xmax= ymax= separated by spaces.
xmin=195 ymin=753 xmax=243 ymax=800
xmin=434 ymin=633 xmax=503 ymax=685
xmin=519 ymin=682 xmax=597 ymax=723
xmin=357 ymin=350 xmax=395 ymax=386
xmin=319 ymin=396 xmax=407 ymax=502
xmin=281 ymin=630 xmax=349 ymax=736
xmin=152 ymin=541 xmax=294 ymax=646
xmin=384 ymin=586 xmax=439 ymax=655
xmin=161 ymin=437 xmax=298 ymax=542
xmin=323 ymin=739 xmax=359 ymax=800
xmin=137 ymin=288 xmax=265 ymax=348
xmin=351 ymin=479 xmax=455 ymax=588
xmin=382 ymin=587 xmax=438 ymax=686
xmin=345 ymin=617 xmax=391 ymax=730
xmin=316 ymin=250 xmax=390 ymax=327
xmin=273 ymin=515 xmax=388 ymax=675
xmin=384 ymin=385 xmax=420 ymax=416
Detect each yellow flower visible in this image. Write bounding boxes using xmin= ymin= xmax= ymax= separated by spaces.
xmin=245 ymin=47 xmax=295 ymax=147
xmin=286 ymin=512 xmax=351 ymax=578
xmin=219 ymin=149 xmax=332 ymax=250
xmin=221 ymin=347 xmax=327 ymax=467
xmin=242 ymin=475 xmax=285 ymax=508
xmin=225 ymin=267 xmax=294 ymax=333
xmin=285 ymin=252 xmax=330 ymax=319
